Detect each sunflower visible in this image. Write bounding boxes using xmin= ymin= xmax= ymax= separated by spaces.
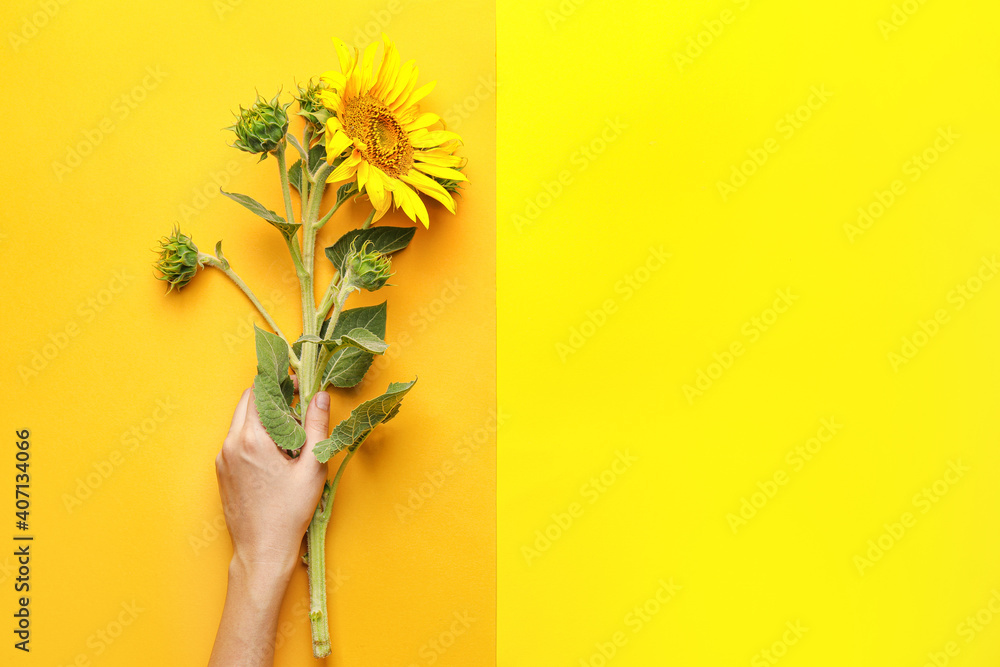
xmin=318 ymin=34 xmax=466 ymax=228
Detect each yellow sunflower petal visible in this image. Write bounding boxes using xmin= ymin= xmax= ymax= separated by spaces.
xmin=359 ymin=39 xmax=380 ymax=94
xmin=357 ymin=160 xmax=370 ymax=192
xmin=317 ymin=89 xmax=342 ymax=110
xmin=325 ymin=129 xmax=353 ymax=161
xmin=404 ymin=183 xmax=430 ymax=227
xmin=386 ymin=60 xmax=417 ymax=108
xmin=410 ymin=130 xmax=463 ymax=149
xmin=396 ymin=105 xmax=421 ymax=126
xmin=331 ymin=37 xmax=355 ymax=75
xmin=365 ymin=166 xmax=391 ymax=212
xmin=326 ymin=150 xmax=362 ymax=184
xmin=372 ymin=34 xmax=400 ymax=98
xmin=326 ymin=116 xmax=344 ymax=133
xmin=413 ymin=161 xmax=467 ymax=181
xmin=384 ymin=179 xmax=426 ymax=227
xmin=414 ymin=150 xmax=464 ymax=167
xmin=400 ymin=169 xmax=457 ymax=214
xmin=345 ymin=60 xmax=363 ymax=98
xmin=320 ymin=70 xmax=346 ymax=91
xmin=396 ymin=80 xmax=436 ymax=112
xmin=406 ymin=112 xmax=440 ymax=132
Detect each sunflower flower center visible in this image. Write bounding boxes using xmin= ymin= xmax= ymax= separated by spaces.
xmin=341 ymin=95 xmax=413 ymax=178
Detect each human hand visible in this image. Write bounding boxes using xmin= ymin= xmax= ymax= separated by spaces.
xmin=215 ymin=387 xmax=330 ymax=577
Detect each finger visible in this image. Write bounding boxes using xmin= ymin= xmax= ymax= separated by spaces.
xmin=242 ymin=388 xmax=278 ymax=453
xmin=291 ymin=373 xmax=299 ymax=394
xmin=297 ymin=391 xmax=331 ymax=473
xmin=227 ymin=388 xmax=251 ymax=436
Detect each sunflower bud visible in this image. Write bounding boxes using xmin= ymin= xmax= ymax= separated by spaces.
xmin=227 ymin=92 xmax=291 ymax=159
xmin=154 ymin=227 xmax=205 ymax=292
xmin=433 ymin=175 xmax=464 ymax=195
xmin=346 ymin=240 xmax=392 ymax=291
xmin=294 ymin=79 xmax=331 ymax=134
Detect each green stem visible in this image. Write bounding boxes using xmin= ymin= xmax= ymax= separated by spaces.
xmin=300 ymin=157 xmax=350 ymax=658
xmin=297 ymin=249 xmax=318 ymax=419
xmin=307 ymin=484 xmax=332 ymax=658
xmin=276 ymin=141 xmax=296 ymax=227
xmin=299 ymin=128 xmax=311 ymax=220
xmin=361 ymin=209 xmax=375 ymax=230
xmin=328 ymin=447 xmax=357 ymax=514
xmin=315 ymin=277 xmax=353 ymax=375
xmin=306 ymin=447 xmax=358 ymax=657
xmin=201 ymin=255 xmax=295 ymax=360
xmin=296 ymin=150 xmax=335 ymax=419
xmin=315 ymin=196 xmax=343 ymax=231
xmin=315 ymin=271 xmax=341 ymax=327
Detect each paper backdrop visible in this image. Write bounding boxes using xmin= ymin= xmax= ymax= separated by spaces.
xmin=1 ymin=1 xmax=495 ymax=665
xmin=498 ymin=0 xmax=1000 ymax=665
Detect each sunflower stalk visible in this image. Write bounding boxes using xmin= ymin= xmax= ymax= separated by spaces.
xmin=361 ymin=209 xmax=375 ymax=230
xmin=295 ymin=145 xmax=339 ymax=657
xmin=306 ymin=446 xmax=357 ymax=658
xmin=199 ymin=254 xmax=295 ymax=359
xmin=154 ymin=34 xmax=465 ymax=660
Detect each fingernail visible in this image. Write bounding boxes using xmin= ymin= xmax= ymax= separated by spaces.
xmin=315 ymin=391 xmax=330 ymax=411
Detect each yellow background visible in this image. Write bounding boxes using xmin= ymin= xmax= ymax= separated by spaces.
xmin=498 ymin=0 xmax=1000 ymax=665
xmin=1 ymin=0 xmax=494 ymax=665
xmin=5 ymin=0 xmax=1000 ymax=665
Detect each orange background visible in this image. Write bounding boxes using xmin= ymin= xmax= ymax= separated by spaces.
xmin=0 ymin=1 xmax=495 ymax=664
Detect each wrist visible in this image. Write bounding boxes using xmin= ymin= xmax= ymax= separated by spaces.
xmin=229 ymin=549 xmax=298 ymax=594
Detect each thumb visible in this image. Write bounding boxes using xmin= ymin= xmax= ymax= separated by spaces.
xmin=299 ymin=391 xmax=331 ymax=467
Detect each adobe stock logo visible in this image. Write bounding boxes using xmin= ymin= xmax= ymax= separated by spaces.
xmin=18 ymin=268 xmax=134 ymax=384
xmin=556 ymin=246 xmax=670 ymax=362
xmin=51 ymin=66 xmax=169 ymax=181
xmin=522 ymin=450 xmax=637 ymax=565
xmin=683 ymin=288 xmax=798 ymax=404
xmin=512 ymin=117 xmax=627 ymax=233
xmin=878 ymin=0 xmax=932 ymax=39
xmin=920 ymin=588 xmax=1000 ymax=667
xmin=888 ymin=255 xmax=998 ymax=371
xmin=7 ymin=0 xmax=72 ymax=52
xmin=751 ymin=620 xmax=808 ymax=667
xmin=717 ymin=86 xmax=833 ymax=202
xmin=727 ymin=418 xmax=843 ymax=534
xmin=577 ymin=578 xmax=682 ymax=667
xmin=672 ymin=0 xmax=754 ymax=72
xmin=853 ymin=459 xmax=968 ymax=575
xmin=844 ymin=126 xmax=958 ymax=243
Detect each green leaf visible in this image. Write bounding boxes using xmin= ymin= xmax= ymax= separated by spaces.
xmin=221 ymin=188 xmax=301 ymax=240
xmin=321 ymin=302 xmax=387 ymax=388
xmin=308 ymin=142 xmax=327 ymax=173
xmin=253 ymin=373 xmax=306 ymax=451
xmin=312 ymin=379 xmax=416 ymax=462
xmin=337 ymin=327 xmax=388 ymax=354
xmin=254 ymin=325 xmax=288 ymax=379
xmin=214 ymin=240 xmax=230 ymax=270
xmin=294 ymin=328 xmax=386 ymax=354
xmin=299 ymin=108 xmax=331 ymax=130
xmin=288 ymin=159 xmax=303 ymax=194
xmin=286 ymin=134 xmax=308 ymax=160
xmin=254 ymin=325 xmax=294 ymax=407
xmin=336 ymin=181 xmax=358 ymax=206
xmin=324 ymin=227 xmax=416 ymax=274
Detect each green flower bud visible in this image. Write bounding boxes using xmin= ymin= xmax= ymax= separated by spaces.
xmin=433 ymin=175 xmax=464 ymax=195
xmin=432 ymin=165 xmax=467 ymax=195
xmin=346 ymin=240 xmax=393 ymax=292
xmin=227 ymin=92 xmax=291 ymax=159
xmin=154 ymin=227 xmax=204 ymax=292
xmin=294 ymin=79 xmax=331 ymax=133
